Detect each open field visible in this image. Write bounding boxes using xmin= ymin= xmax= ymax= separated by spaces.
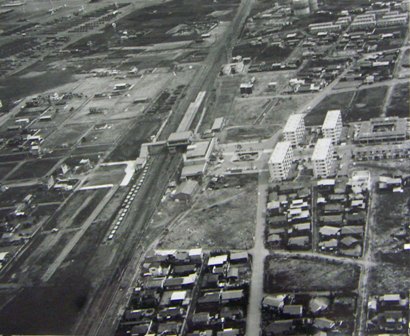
xmin=42 ymin=124 xmax=91 ymax=150
xmin=0 ymin=162 xmax=17 ymax=180
xmin=372 ymin=189 xmax=410 ymax=257
xmin=264 ymin=256 xmax=360 ymax=293
xmin=223 ymin=125 xmax=277 ymax=143
xmin=158 ymin=175 xmax=257 ymax=250
xmin=367 ymin=187 xmax=410 ymax=294
xmin=348 ymin=86 xmax=388 ymax=122
xmin=0 ymin=186 xmax=67 ymax=208
xmin=199 ymin=75 xmax=242 ymax=132
xmin=305 ymin=91 xmax=355 ymax=126
xmin=306 ymin=87 xmax=388 ymax=126
xmin=229 ymin=97 xmax=271 ymax=125
xmin=264 ymin=94 xmax=314 ymax=125
xmin=106 ymin=118 xmax=159 ymax=161
xmin=0 ymin=280 xmax=91 ymax=335
xmin=386 ymin=82 xmax=410 ymax=118
xmin=83 ymin=166 xmax=125 ymax=187
xmin=5 ymin=158 xmax=59 ymax=180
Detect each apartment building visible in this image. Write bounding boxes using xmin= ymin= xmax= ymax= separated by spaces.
xmin=283 ymin=114 xmax=306 ymax=146
xmin=312 ymin=138 xmax=335 ymax=178
xmin=269 ymin=141 xmax=294 ymax=181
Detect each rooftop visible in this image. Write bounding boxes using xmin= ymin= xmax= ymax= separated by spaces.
xmin=312 ymin=138 xmax=333 ymax=161
xmin=186 ymin=141 xmax=211 ymax=159
xmin=269 ymin=141 xmax=293 ymax=164
xmin=283 ymin=114 xmax=305 ymax=133
xmin=168 ymin=131 xmax=193 ymax=143
xmin=322 ymin=110 xmax=341 ymax=130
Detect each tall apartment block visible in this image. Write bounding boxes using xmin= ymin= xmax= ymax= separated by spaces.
xmin=269 ymin=141 xmax=294 ymax=181
xmin=312 ymin=138 xmax=335 ymax=178
xmin=283 ymin=114 xmax=306 ymax=146
xmin=322 ymin=110 xmax=342 ymax=144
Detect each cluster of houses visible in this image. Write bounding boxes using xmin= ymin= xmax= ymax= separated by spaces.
xmin=342 ymin=49 xmax=399 ymax=84
xmin=0 ymin=193 xmax=37 ymax=246
xmin=315 ymin=175 xmax=369 ymax=257
xmin=288 ymin=58 xmax=348 ymax=94
xmin=367 ymin=293 xmax=409 ymax=334
xmin=261 ymin=292 xmax=356 ymax=335
xmin=265 ymin=184 xmax=312 ymax=250
xmin=117 ymin=249 xmax=251 ymax=336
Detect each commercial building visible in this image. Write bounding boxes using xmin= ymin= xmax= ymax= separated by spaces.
xmin=354 ymin=117 xmax=408 ymax=144
xmin=181 ymin=138 xmax=216 ymax=179
xmin=167 ymin=131 xmax=193 ymax=152
xmin=283 ymin=114 xmax=306 ymax=146
xmin=312 ymin=138 xmax=335 ymax=178
xmin=268 ymin=141 xmax=294 ymax=181
xmin=322 ymin=110 xmax=343 ymax=144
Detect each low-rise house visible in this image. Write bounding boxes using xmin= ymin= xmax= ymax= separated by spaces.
xmin=314 ymin=317 xmax=336 ymax=330
xmin=263 ymin=294 xmax=287 ymax=310
xmin=282 ymin=304 xmax=303 ymax=317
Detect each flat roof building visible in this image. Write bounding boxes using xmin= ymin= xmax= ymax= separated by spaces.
xmin=211 ymin=117 xmax=225 ymax=132
xmin=312 ymin=138 xmax=335 ymax=178
xmin=269 ymin=141 xmax=294 ymax=181
xmin=181 ymin=138 xmax=215 ymax=180
xmin=322 ymin=110 xmax=343 ymax=144
xmin=354 ymin=117 xmax=407 ymax=144
xmin=167 ymin=131 xmax=193 ymax=152
xmin=308 ymin=22 xmax=342 ymax=33
xmin=283 ymin=114 xmax=306 ymax=146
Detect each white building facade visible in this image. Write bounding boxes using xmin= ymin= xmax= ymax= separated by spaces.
xmin=269 ymin=141 xmax=294 ymax=181
xmin=283 ymin=114 xmax=306 ymax=146
xmin=322 ymin=110 xmax=343 ymax=144
xmin=312 ymin=138 xmax=335 ymax=178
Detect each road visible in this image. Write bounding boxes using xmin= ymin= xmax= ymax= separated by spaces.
xmin=246 ymin=171 xmax=269 ymax=336
xmin=355 ymin=176 xmax=376 ymax=336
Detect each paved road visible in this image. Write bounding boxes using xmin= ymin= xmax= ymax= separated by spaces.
xmin=246 ymin=171 xmax=269 ymax=336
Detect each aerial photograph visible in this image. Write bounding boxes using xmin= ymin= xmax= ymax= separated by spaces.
xmin=0 ymin=0 xmax=409 ymax=335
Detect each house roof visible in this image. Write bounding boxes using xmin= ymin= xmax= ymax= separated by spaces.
xmin=319 ymin=226 xmax=341 ymax=236
xmin=283 ymin=304 xmax=303 ymax=316
xmin=170 ymin=291 xmax=187 ymax=301
xmin=309 ymin=297 xmax=329 ymax=313
xmin=208 ymin=255 xmax=228 ymax=266
xmin=263 ymin=294 xmax=286 ymax=308
xmin=230 ymin=251 xmax=248 ymax=261
xmin=314 ymin=317 xmax=335 ymax=330
xmin=175 ymin=180 xmax=199 ymax=197
xmin=221 ymin=289 xmax=244 ymax=301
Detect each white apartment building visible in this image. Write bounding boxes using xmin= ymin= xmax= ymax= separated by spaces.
xmin=312 ymin=138 xmax=335 ymax=178
xmin=377 ymin=13 xmax=408 ymax=27
xmin=269 ymin=141 xmax=294 ymax=181
xmin=322 ymin=110 xmax=343 ymax=144
xmin=283 ymin=114 xmax=306 ymax=146
xmin=308 ymin=22 xmax=342 ymax=33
